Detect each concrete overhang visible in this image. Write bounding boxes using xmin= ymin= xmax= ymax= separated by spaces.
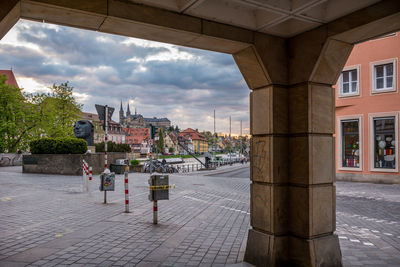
xmin=0 ymin=0 xmax=394 ymax=55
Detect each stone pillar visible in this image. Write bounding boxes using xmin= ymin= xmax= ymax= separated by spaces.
xmin=235 ymin=32 xmax=353 ymax=266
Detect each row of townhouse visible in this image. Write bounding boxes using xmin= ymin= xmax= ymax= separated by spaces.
xmin=80 ymin=112 xmax=209 ymax=156
xmin=334 ymin=32 xmax=400 ymax=183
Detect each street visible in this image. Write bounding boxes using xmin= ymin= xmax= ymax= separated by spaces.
xmin=0 ymin=165 xmax=399 ymax=266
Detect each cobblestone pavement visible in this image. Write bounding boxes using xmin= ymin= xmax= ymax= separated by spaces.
xmin=0 ymin=165 xmax=399 ymax=266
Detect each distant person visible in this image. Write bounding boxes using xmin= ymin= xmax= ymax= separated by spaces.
xmin=17 ymin=149 xmax=22 ymax=154
xmin=162 ymin=159 xmax=167 ymax=165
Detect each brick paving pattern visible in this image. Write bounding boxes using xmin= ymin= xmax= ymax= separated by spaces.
xmin=0 ymin=165 xmax=399 ymax=266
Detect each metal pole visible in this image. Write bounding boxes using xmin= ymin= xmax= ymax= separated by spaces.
xmin=214 ymin=109 xmax=216 ymax=159
xmin=229 ymin=116 xmax=232 ymax=165
xmin=104 ymin=105 xmax=109 ymax=204
xmin=105 ymin=105 xmax=109 ymax=172
xmin=124 ymin=171 xmax=129 ymax=213
xmin=153 ymin=200 xmax=158 ymax=224
xmin=240 ymin=120 xmax=242 ymax=159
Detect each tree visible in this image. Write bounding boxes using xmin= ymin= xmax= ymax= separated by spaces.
xmin=157 ymin=127 xmax=165 ymax=153
xmin=0 ymin=78 xmax=82 ymax=152
xmin=38 ymin=82 xmax=82 ymax=138
xmin=0 ymin=75 xmax=42 ymax=152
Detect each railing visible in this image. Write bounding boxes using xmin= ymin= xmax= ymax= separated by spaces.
xmin=142 ymin=158 xmax=247 ymax=173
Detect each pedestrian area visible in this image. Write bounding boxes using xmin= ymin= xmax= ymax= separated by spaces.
xmin=0 ymin=166 xmax=399 ymax=266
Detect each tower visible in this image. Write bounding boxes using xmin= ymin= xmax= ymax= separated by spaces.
xmin=119 ymin=100 xmax=124 ymax=124
xmin=126 ymin=101 xmax=131 ymax=117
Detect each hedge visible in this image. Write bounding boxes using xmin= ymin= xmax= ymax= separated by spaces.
xmin=130 ymin=159 xmax=140 ymax=166
xmin=95 ymin=141 xmax=131 ymax=153
xmin=30 ymin=137 xmax=87 ymax=154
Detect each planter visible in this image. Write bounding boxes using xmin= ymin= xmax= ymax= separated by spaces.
xmin=130 ymin=165 xmax=143 ymax=173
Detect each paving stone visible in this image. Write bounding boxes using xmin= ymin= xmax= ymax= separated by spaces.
xmin=0 ymin=167 xmax=399 ymax=266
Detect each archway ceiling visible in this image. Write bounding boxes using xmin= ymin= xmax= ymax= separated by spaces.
xmin=128 ymin=0 xmax=380 ymax=38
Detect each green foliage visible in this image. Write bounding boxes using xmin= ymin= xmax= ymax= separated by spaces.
xmin=95 ymin=141 xmax=131 ymax=152
xmin=0 ymin=77 xmax=82 ymax=153
xmin=130 ymin=159 xmax=140 ymax=166
xmin=157 ymin=127 xmax=165 ymax=153
xmin=168 ymin=147 xmax=174 ymax=153
xmin=0 ymin=75 xmax=42 ymax=152
xmin=31 ymin=82 xmax=82 ymax=138
xmin=30 ymin=137 xmax=87 ymax=154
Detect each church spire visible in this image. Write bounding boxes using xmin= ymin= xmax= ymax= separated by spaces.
xmin=135 ymin=108 xmax=137 ymax=116
xmin=126 ymin=101 xmax=131 ymax=117
xmin=119 ymin=100 xmax=124 ymax=124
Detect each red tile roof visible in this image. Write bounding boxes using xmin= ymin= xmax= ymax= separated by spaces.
xmin=0 ymin=70 xmax=19 ymax=88
xmin=179 ymin=128 xmax=207 ymax=141
xmin=123 ymin=128 xmax=149 ymax=144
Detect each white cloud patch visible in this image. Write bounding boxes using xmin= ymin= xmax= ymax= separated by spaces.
xmin=0 ymin=19 xmax=250 ymax=134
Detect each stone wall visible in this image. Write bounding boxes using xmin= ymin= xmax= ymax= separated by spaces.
xmin=22 ymin=153 xmax=127 ymax=175
xmin=0 ymin=153 xmax=25 ymax=166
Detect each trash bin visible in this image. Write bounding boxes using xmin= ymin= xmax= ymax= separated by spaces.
xmin=110 ymin=163 xmax=126 ymax=174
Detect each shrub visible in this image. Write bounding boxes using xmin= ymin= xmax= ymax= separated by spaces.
xmin=130 ymin=159 xmax=140 ymax=166
xmin=30 ymin=137 xmax=87 ymax=154
xmin=95 ymin=141 xmax=131 ymax=152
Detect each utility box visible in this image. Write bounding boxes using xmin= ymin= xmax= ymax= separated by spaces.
xmin=99 ymin=172 xmax=115 ymax=191
xmin=148 ymin=174 xmax=169 ymax=201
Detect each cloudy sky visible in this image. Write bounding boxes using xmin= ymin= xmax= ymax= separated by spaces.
xmin=0 ymin=19 xmax=250 ymax=135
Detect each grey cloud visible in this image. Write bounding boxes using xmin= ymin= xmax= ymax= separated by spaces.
xmin=1 ymin=20 xmax=249 ymax=133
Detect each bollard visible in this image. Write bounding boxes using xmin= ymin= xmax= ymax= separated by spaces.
xmin=82 ymin=160 xmax=89 ymax=192
xmin=89 ymin=167 xmax=92 ymax=181
xmin=124 ymin=171 xmax=129 ymax=213
xmin=153 ymin=200 xmax=158 ymax=224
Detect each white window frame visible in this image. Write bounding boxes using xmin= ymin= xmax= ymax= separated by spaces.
xmin=337 ymin=115 xmax=363 ymax=171
xmin=369 ymin=112 xmax=399 ymax=173
xmin=338 ymin=65 xmax=360 ymax=97
xmin=371 ymin=58 xmax=397 ymax=94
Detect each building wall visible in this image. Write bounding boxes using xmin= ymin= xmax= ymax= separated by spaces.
xmin=335 ymin=32 xmax=400 ymax=181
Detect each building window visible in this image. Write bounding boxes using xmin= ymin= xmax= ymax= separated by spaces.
xmin=371 ymin=59 xmax=397 ymax=93
xmin=372 ymin=117 xmax=396 ymax=170
xmin=341 ymin=120 xmax=360 ymax=168
xmin=339 ymin=68 xmax=359 ymax=96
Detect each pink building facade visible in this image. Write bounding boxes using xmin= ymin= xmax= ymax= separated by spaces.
xmin=335 ymin=32 xmax=400 ymax=183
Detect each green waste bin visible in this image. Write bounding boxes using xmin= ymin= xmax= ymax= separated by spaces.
xmin=110 ymin=164 xmax=126 ymax=174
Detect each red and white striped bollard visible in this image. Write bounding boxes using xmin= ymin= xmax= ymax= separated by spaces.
xmin=124 ymin=171 xmax=130 ymax=213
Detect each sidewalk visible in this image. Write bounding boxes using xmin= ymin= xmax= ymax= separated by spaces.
xmin=0 ymin=167 xmax=251 ymax=267
xmin=0 ymin=166 xmax=399 ymax=266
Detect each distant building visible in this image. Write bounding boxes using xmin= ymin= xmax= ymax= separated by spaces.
xmin=119 ymin=101 xmax=171 ymax=128
xmin=180 ymin=128 xmax=208 ymax=154
xmin=81 ymin=111 xmax=125 ymax=144
xmin=334 ymin=32 xmax=400 ymax=183
xmin=108 ymin=120 xmax=125 ymax=144
xmin=165 ymin=131 xmax=179 ymax=154
xmin=0 ymin=70 xmax=19 ymax=88
xmin=123 ymin=127 xmax=150 ymax=155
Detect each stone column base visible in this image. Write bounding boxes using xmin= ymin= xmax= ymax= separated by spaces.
xmin=244 ymin=229 xmax=289 ymax=266
xmin=244 ymin=229 xmax=342 ymax=267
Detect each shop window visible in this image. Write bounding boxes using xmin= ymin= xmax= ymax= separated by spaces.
xmin=339 ymin=68 xmax=358 ymax=96
xmin=373 ymin=117 xmax=396 ymax=170
xmin=371 ymin=59 xmax=397 ymax=93
xmin=341 ymin=119 xmax=361 ymax=168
